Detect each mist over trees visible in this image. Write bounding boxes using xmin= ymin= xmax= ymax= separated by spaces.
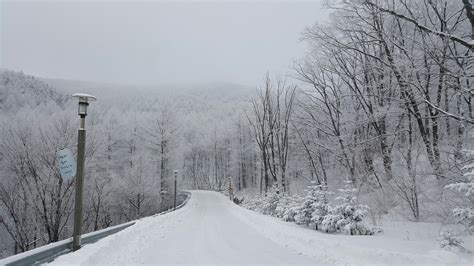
xmin=0 ymin=70 xmax=255 ymax=256
xmin=1 ymin=0 xmax=473 ymax=259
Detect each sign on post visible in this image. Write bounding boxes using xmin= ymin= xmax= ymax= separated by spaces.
xmin=56 ymin=148 xmax=76 ymax=181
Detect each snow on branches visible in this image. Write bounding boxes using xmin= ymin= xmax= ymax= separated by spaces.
xmin=321 ymin=181 xmax=377 ymax=235
xmin=294 ymin=182 xmax=332 ymax=230
xmin=239 ymin=181 xmax=380 ymax=236
xmin=446 ymin=155 xmax=474 ymax=234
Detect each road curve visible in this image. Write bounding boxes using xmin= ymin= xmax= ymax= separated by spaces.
xmin=51 ymin=190 xmax=316 ymax=265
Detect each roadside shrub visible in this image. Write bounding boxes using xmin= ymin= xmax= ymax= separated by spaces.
xmin=261 ymin=185 xmax=281 ymax=216
xmin=438 ymin=230 xmax=463 ymax=249
xmin=321 ymin=181 xmax=377 ymax=235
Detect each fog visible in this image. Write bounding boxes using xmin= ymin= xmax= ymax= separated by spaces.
xmin=1 ymin=0 xmax=326 ymax=87
xmin=1 ymin=0 xmax=474 ymax=263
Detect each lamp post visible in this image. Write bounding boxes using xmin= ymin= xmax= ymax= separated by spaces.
xmin=160 ymin=190 xmax=168 ymax=212
xmin=71 ymin=93 xmax=96 ymax=251
xmin=228 ymin=176 xmax=233 ymax=200
xmin=173 ymin=170 xmax=178 ymax=210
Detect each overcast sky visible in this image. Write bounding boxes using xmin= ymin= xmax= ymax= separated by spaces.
xmin=0 ymin=0 xmax=327 ymax=87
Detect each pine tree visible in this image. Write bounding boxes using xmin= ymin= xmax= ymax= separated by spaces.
xmin=261 ymin=184 xmax=281 ymax=216
xmin=275 ymin=194 xmax=303 ymax=222
xmin=446 ymin=151 xmax=474 ymax=233
xmin=310 ymin=185 xmax=332 ymax=230
xmin=275 ymin=194 xmax=292 ymax=219
xmin=295 ymin=181 xmax=326 ymax=227
xmin=284 ymin=195 xmax=303 ymax=222
xmin=322 ymin=181 xmax=375 ymax=235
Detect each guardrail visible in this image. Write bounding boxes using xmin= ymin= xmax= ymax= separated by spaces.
xmin=153 ymin=191 xmax=191 ymax=217
xmin=1 ymin=191 xmax=191 ymax=266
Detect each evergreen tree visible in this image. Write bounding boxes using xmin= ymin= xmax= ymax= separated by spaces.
xmin=261 ymin=185 xmax=281 ymax=216
xmin=295 ymin=182 xmax=325 ymax=226
xmin=276 ymin=194 xmax=302 ymax=222
xmin=310 ymin=185 xmax=332 ymax=230
xmin=322 ymin=181 xmax=375 ymax=235
xmin=446 ymin=151 xmax=474 ymax=233
xmin=275 ymin=194 xmax=292 ymax=219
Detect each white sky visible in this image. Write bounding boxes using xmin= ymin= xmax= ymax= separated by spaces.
xmin=0 ymin=0 xmax=327 ymax=87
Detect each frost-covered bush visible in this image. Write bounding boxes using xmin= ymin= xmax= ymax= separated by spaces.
xmin=294 ymin=201 xmax=313 ymax=226
xmin=310 ymin=185 xmax=332 ymax=230
xmin=452 ymin=208 xmax=474 ymax=232
xmin=241 ymin=195 xmax=263 ymax=212
xmin=295 ymin=182 xmax=323 ymax=226
xmin=242 ymin=198 xmax=260 ymax=212
xmin=275 ymin=194 xmax=302 ymax=222
xmin=320 ymin=210 xmax=343 ymax=233
xmin=238 ymin=186 xmax=282 ymax=215
xmin=438 ymin=230 xmax=463 ymax=249
xmin=275 ymin=194 xmax=292 ymax=218
xmin=240 ymin=187 xmax=299 ymax=221
xmin=282 ymin=196 xmax=303 ymax=222
xmin=446 ymin=156 xmax=474 ymax=234
xmin=239 ymin=182 xmax=379 ymax=236
xmin=261 ymin=185 xmax=281 ymax=216
xmin=321 ymin=181 xmax=376 ymax=235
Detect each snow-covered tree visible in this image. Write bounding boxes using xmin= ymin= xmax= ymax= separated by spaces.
xmin=275 ymin=194 xmax=292 ymax=218
xmin=310 ymin=185 xmax=332 ymax=230
xmin=248 ymin=74 xmax=297 ymax=194
xmin=241 ymin=195 xmax=262 ymax=213
xmin=446 ymin=152 xmax=474 ymax=233
xmin=295 ymin=182 xmax=330 ymax=228
xmin=438 ymin=230 xmax=464 ymax=249
xmin=275 ymin=194 xmax=302 ymax=222
xmin=322 ymin=181 xmax=375 ymax=235
xmin=261 ymin=185 xmax=281 ymax=216
xmin=142 ymin=103 xmax=178 ymax=211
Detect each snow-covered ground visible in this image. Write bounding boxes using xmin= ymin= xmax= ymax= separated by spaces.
xmin=50 ymin=190 xmax=473 ymax=265
xmin=50 ymin=191 xmax=315 ymax=264
xmin=233 ymin=204 xmax=473 ymax=265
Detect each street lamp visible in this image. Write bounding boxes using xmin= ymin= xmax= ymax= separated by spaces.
xmin=173 ymin=170 xmax=178 ymax=210
xmin=71 ymin=93 xmax=96 ymax=251
xmin=228 ymin=176 xmax=233 ymax=200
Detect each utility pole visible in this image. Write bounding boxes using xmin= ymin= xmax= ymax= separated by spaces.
xmin=72 ymin=93 xmax=96 ymax=251
xmin=174 ymin=170 xmax=178 ymax=210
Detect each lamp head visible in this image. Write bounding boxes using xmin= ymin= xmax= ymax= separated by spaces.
xmin=72 ymin=93 xmax=97 ymax=117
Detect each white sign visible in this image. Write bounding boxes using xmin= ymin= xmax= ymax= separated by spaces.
xmin=56 ymin=148 xmax=76 ymax=181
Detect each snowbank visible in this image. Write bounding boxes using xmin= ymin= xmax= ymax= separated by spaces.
xmin=49 ymin=191 xmax=472 ymax=265
xmin=225 ymin=192 xmax=473 ymax=265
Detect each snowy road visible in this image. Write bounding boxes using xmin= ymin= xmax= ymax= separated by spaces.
xmin=51 ymin=191 xmax=316 ymax=265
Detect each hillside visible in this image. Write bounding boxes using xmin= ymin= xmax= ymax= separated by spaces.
xmin=0 ymin=70 xmax=67 ymax=113
xmin=42 ymin=77 xmax=255 ymax=107
xmin=0 ymin=70 xmax=255 ymax=259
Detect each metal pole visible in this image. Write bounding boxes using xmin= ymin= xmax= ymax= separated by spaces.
xmin=229 ymin=177 xmax=232 ymax=200
xmin=72 ymin=116 xmax=86 ymax=251
xmin=173 ymin=171 xmax=177 ymax=210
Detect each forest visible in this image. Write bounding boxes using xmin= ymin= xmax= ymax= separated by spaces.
xmin=1 ymin=0 xmax=473 ymax=258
